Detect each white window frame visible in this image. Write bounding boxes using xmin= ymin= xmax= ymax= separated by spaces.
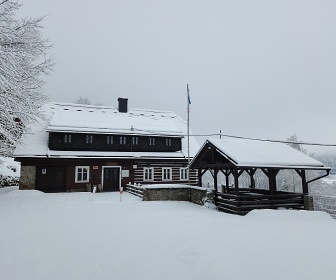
xmin=180 ymin=167 xmax=188 ymax=181
xmin=86 ymin=134 xmax=93 ymax=144
xmin=132 ymin=136 xmax=139 ymax=146
xmin=149 ymin=137 xmax=155 ymax=146
xmin=107 ymin=135 xmax=113 ymax=145
xmin=64 ymin=133 xmax=72 ymax=144
xmin=162 ymin=167 xmax=172 ymax=181
xmin=120 ymin=136 xmax=126 ymax=145
xmin=166 ymin=138 xmax=171 ymax=146
xmin=143 ymin=167 xmax=154 ymax=181
xmin=75 ymin=166 xmax=90 ymax=183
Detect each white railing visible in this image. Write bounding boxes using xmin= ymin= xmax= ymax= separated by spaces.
xmin=126 ymin=184 xmax=144 ymax=198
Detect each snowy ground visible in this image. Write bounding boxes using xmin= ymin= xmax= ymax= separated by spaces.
xmin=1 ymin=187 xmax=336 ymax=280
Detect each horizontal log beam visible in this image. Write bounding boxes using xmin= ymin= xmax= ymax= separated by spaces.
xmin=215 ymin=196 xmax=304 ymax=206
xmin=196 ymin=163 xmax=236 ymax=168
xmin=216 ymin=192 xmax=304 ymax=200
xmin=216 ymin=200 xmax=304 ymax=213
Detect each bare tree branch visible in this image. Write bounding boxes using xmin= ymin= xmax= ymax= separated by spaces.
xmin=0 ymin=1 xmax=53 ymax=156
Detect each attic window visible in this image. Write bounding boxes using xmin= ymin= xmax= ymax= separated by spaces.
xmin=107 ymin=135 xmax=113 ymax=145
xmin=85 ymin=135 xmax=93 ymax=144
xmin=63 ymin=134 xmax=72 ymax=144
xmin=132 ymin=136 xmax=139 ymax=146
xmin=165 ymin=138 xmax=172 ymax=146
xmin=149 ymin=137 xmax=155 ymax=146
xmin=120 ymin=136 xmax=126 ymax=145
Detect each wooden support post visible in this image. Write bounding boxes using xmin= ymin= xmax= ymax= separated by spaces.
xmin=269 ymin=171 xmax=274 ymax=194
xmin=198 ymin=168 xmax=202 ymax=187
xmin=295 ymin=169 xmax=308 ymax=194
xmin=301 ymin=169 xmax=308 ymax=195
xmin=225 ymin=169 xmax=230 ymax=192
xmin=214 ymin=168 xmax=219 ymax=193
xmin=250 ymin=168 xmax=256 ymax=189
xmin=273 ymin=169 xmax=278 ymax=192
xmin=266 ymin=169 xmax=279 ymax=194
xmin=234 ymin=168 xmax=239 ymax=195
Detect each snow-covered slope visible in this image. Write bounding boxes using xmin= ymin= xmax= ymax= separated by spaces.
xmin=0 ymin=187 xmax=335 ymax=280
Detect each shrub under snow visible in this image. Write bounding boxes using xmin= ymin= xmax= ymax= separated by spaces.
xmin=0 ymin=157 xmax=20 ymax=187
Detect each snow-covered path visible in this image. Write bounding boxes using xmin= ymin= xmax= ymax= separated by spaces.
xmin=1 ymin=187 xmax=336 ymax=280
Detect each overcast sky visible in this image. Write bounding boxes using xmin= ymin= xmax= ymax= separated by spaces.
xmin=19 ymin=0 xmax=336 ymax=154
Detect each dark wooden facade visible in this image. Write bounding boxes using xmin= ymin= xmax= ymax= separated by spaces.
xmin=190 ymin=140 xmax=331 ymax=215
xmin=48 ymin=132 xmax=182 ymax=152
xmin=19 ymin=157 xmax=197 ymax=192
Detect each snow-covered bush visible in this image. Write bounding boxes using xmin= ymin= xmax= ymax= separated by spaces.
xmin=0 ymin=1 xmax=53 ymax=156
xmin=0 ymin=157 xmax=20 ymax=187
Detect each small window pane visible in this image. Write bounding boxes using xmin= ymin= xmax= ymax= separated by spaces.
xmin=75 ymin=166 xmax=89 ymax=183
xmin=144 ymin=167 xmax=154 ymax=181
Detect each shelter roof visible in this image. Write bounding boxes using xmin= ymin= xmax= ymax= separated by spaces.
xmin=190 ymin=137 xmax=327 ymax=170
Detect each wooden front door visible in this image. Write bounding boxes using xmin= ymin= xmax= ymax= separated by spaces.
xmin=36 ymin=166 xmax=66 ymax=193
xmin=102 ymin=167 xmax=120 ymax=192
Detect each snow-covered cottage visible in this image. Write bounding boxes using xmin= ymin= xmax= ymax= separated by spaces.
xmin=14 ymin=98 xmax=199 ymax=192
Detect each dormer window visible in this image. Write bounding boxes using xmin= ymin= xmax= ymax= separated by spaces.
xmin=149 ymin=137 xmax=155 ymax=146
xmin=132 ymin=136 xmax=139 ymax=146
xmin=64 ymin=134 xmax=72 ymax=144
xmin=107 ymin=135 xmax=113 ymax=145
xmin=85 ymin=135 xmax=93 ymax=144
xmin=120 ymin=136 xmax=126 ymax=145
xmin=165 ymin=138 xmax=172 ymax=146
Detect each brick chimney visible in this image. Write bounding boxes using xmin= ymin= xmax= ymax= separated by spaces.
xmin=118 ymin=97 xmax=128 ymax=113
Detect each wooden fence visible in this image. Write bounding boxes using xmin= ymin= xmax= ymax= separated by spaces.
xmin=125 ymin=184 xmax=144 ymax=198
xmin=215 ymin=188 xmax=304 ymax=215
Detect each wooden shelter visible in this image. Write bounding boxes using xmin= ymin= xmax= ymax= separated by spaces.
xmin=190 ymin=137 xmax=331 ymax=215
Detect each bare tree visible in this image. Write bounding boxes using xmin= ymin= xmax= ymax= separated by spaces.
xmin=286 ymin=133 xmax=306 ymax=154
xmin=0 ymin=0 xmax=53 ymax=156
xmin=74 ymin=97 xmax=91 ymax=105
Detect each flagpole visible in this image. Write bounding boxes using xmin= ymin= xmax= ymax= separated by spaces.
xmin=187 ymin=84 xmax=190 ymax=186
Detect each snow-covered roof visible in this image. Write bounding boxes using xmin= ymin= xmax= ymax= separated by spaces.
xmin=192 ymin=137 xmax=326 ymax=169
xmin=14 ymin=102 xmax=199 ymax=159
xmin=46 ymin=102 xmax=184 ymax=136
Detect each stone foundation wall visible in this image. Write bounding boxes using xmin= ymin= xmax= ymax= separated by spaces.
xmin=190 ymin=188 xmax=208 ymax=205
xmin=304 ymin=195 xmax=314 ymax=210
xmin=19 ymin=166 xmax=36 ymax=190
xmin=142 ymin=186 xmax=207 ymax=205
